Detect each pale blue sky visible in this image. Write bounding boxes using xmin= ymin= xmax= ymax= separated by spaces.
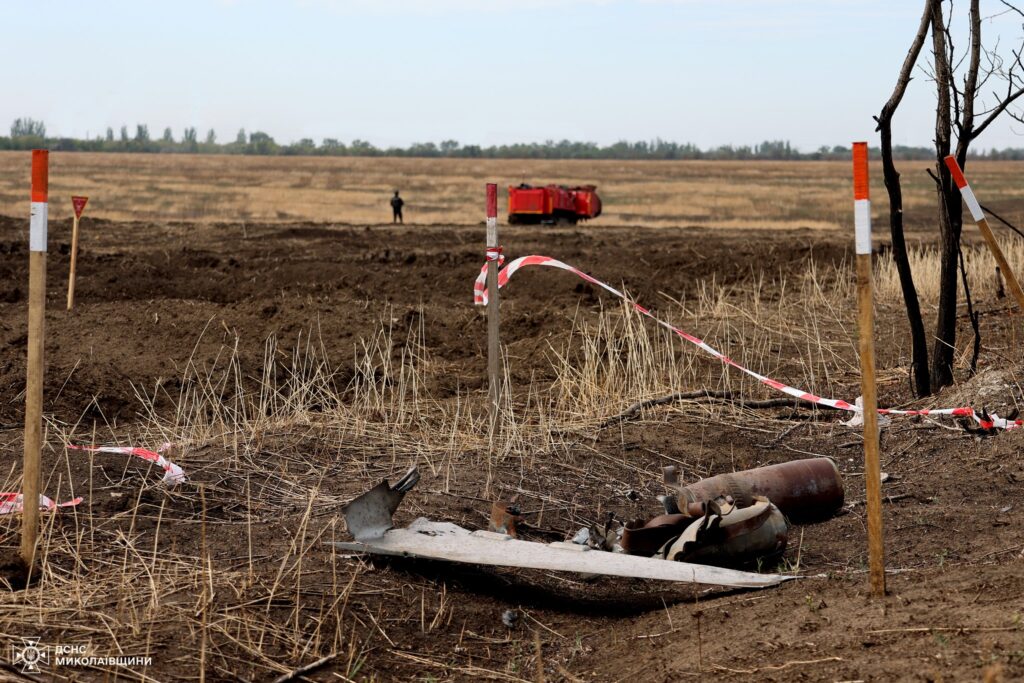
xmin=4 ymin=0 xmax=1024 ymax=150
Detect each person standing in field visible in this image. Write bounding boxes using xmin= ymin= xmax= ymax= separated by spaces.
xmin=390 ymin=190 xmax=404 ymax=224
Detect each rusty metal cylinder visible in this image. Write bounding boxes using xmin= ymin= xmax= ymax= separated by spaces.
xmin=672 ymin=457 xmax=844 ymax=523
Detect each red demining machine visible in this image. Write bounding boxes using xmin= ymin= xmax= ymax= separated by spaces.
xmin=507 ymin=184 xmax=602 ymax=225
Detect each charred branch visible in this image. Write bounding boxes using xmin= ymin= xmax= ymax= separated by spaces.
xmin=931 ymin=0 xmax=961 ymax=390
xmin=875 ymin=0 xmax=935 ymax=398
xmin=600 ymin=390 xmax=821 ymax=429
xmin=957 ymin=241 xmax=982 ymax=374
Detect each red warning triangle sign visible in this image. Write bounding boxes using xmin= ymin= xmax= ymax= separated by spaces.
xmin=71 ymin=196 xmax=88 ymax=219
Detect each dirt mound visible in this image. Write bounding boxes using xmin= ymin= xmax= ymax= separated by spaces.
xmin=933 ymin=364 xmax=1024 ymax=416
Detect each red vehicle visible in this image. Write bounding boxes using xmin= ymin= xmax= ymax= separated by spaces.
xmin=507 ymin=184 xmax=602 ymax=224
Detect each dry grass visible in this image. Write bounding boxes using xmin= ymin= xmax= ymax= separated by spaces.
xmin=547 ymin=259 xmax=860 ymax=423
xmin=1 ymin=152 xmax=1021 ymax=231
xmin=876 ymin=236 xmax=1024 ymax=306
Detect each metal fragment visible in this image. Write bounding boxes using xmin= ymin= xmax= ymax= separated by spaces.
xmin=341 ymin=467 xmax=419 ymax=541
xmin=333 ymin=518 xmax=791 ymax=588
xmin=664 ymin=497 xmax=789 ymax=567
xmin=333 ymin=469 xmax=793 ymax=589
xmin=665 ymin=457 xmax=844 ymax=523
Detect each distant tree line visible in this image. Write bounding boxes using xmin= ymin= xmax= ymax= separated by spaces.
xmin=4 ymin=117 xmax=1024 ymax=160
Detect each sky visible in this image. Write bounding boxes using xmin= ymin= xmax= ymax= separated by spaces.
xmin=3 ymin=0 xmax=1024 ymax=151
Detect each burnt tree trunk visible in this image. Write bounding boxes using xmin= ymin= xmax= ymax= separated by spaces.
xmin=958 ymin=242 xmax=982 ymax=374
xmin=930 ymin=0 xmax=962 ymax=391
xmin=931 ymin=163 xmax=963 ymax=391
xmin=875 ymin=0 xmax=934 ymax=397
xmin=879 ymin=131 xmax=931 ymax=397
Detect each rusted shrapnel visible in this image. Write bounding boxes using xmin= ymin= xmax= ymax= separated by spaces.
xmin=663 ymin=497 xmax=788 ymax=566
xmin=622 ymin=496 xmax=788 ymax=567
xmin=622 ymin=495 xmax=733 ymax=556
xmin=664 ymin=457 xmax=844 ymax=523
xmin=621 ymin=513 xmax=691 ymax=556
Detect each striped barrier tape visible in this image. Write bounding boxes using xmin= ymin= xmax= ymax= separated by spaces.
xmin=0 ymin=492 xmax=83 ymax=515
xmin=68 ymin=443 xmax=187 ymax=484
xmin=0 ymin=444 xmax=184 ymax=515
xmin=474 ymin=255 xmax=1021 ymax=431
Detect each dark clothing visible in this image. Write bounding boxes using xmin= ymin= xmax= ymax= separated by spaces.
xmin=391 ymin=195 xmax=404 ymax=223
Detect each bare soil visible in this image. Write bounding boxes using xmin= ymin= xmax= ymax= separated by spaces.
xmin=1 ymin=214 xmax=1022 ymax=682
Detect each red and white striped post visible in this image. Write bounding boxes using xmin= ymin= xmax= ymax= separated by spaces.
xmin=853 ymin=142 xmax=885 ymax=598
xmin=21 ymin=150 xmax=48 ymax=568
xmin=485 ymin=184 xmax=501 ymax=427
xmin=944 ymin=155 xmax=1024 ymax=313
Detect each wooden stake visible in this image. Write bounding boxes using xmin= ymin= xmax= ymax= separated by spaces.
xmin=67 ymin=214 xmax=80 ymax=310
xmin=67 ymin=196 xmax=87 ymax=310
xmin=21 ymin=150 xmax=48 ymax=569
xmin=944 ymin=156 xmax=1024 ymax=313
xmin=200 ymin=483 xmax=208 ymax=683
xmin=852 ymin=142 xmax=886 ymax=598
xmin=976 ymin=217 xmax=1024 ymax=308
xmin=856 ymin=257 xmax=885 ymax=597
xmin=485 ymin=183 xmax=501 ymax=427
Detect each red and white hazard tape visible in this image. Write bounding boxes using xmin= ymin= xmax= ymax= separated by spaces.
xmin=0 ymin=444 xmax=184 ymax=515
xmin=474 ymin=255 xmax=1021 ymax=431
xmin=0 ymin=492 xmax=82 ymax=515
xmin=68 ymin=443 xmax=187 ymax=484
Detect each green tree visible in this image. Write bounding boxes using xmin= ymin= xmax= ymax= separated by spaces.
xmin=10 ymin=117 xmax=46 ymax=138
xmin=408 ymin=141 xmax=439 ymax=156
xmin=321 ymin=137 xmax=344 ymax=152
xmin=247 ymin=131 xmax=277 ymax=155
xmin=285 ymin=137 xmax=315 ymax=155
xmin=182 ymin=127 xmax=198 ymax=152
xmin=135 ymin=124 xmax=150 ymax=142
xmin=350 ymin=139 xmax=378 ymax=155
xmin=205 ymin=129 xmax=216 ymax=145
